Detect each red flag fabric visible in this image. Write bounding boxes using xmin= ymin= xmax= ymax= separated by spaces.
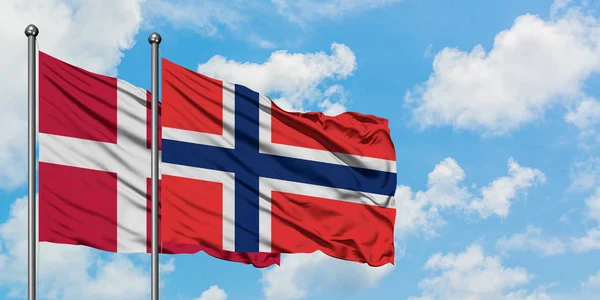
xmin=160 ymin=59 xmax=396 ymax=267
xmin=38 ymin=51 xmax=279 ymax=268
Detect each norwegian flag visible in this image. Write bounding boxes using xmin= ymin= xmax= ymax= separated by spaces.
xmin=161 ymin=59 xmax=397 ymax=266
xmin=37 ymin=52 xmax=279 ymax=268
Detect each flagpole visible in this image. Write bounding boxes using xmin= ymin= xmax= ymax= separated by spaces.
xmin=25 ymin=24 xmax=39 ymax=300
xmin=149 ymin=32 xmax=162 ymax=300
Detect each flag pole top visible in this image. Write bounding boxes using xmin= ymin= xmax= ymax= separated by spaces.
xmin=24 ymin=24 xmax=39 ymax=37
xmin=148 ymin=32 xmax=162 ymax=44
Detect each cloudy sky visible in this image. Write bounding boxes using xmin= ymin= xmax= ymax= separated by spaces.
xmin=1 ymin=0 xmax=600 ymax=299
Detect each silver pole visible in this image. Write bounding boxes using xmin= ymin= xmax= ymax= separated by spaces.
xmin=148 ymin=32 xmax=162 ymax=300
xmin=25 ymin=24 xmax=39 ymax=300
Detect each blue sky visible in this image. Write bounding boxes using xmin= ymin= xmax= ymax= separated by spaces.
xmin=1 ymin=0 xmax=600 ymax=299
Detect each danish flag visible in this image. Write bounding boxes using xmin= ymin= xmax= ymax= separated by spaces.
xmin=37 ymin=52 xmax=279 ymax=267
xmin=161 ymin=59 xmax=397 ymax=266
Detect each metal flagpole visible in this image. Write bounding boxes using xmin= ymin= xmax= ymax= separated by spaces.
xmin=148 ymin=32 xmax=162 ymax=300
xmin=25 ymin=24 xmax=39 ymax=300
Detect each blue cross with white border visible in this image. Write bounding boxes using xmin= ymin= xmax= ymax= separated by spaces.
xmin=162 ymin=84 xmax=397 ymax=252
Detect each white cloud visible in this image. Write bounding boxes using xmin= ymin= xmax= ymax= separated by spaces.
xmin=581 ymin=270 xmax=600 ymax=291
xmin=565 ymin=98 xmax=600 ymax=130
xmin=422 ymin=157 xmax=471 ymax=208
xmin=142 ymin=0 xmax=282 ymax=48
xmin=272 ymin=98 xmax=302 ymax=113
xmin=272 ymin=0 xmax=402 ymax=24
xmin=394 ymin=184 xmax=444 ymax=239
xmin=273 ymin=85 xmax=348 ymax=116
xmin=248 ymin=35 xmax=277 ymax=49
xmin=0 ymin=0 xmax=144 ymax=189
xmin=565 ymin=98 xmax=600 ymax=146
xmin=585 ymin=188 xmax=600 ymax=222
xmin=569 ymin=169 xmax=600 ymax=253
xmin=569 ymin=157 xmax=600 ymax=192
xmin=409 ymin=243 xmax=544 ymax=300
xmin=423 ymin=44 xmax=434 ymax=58
xmin=318 ymin=99 xmax=347 ymax=116
xmin=160 ymin=257 xmax=176 ymax=273
xmin=469 ymin=158 xmax=546 ymax=219
xmin=193 ymin=285 xmax=228 ymax=300
xmin=75 ymin=256 xmax=150 ymax=300
xmin=571 ymin=228 xmax=600 ymax=252
xmin=406 ymin=4 xmax=600 ymax=135
xmin=143 ymin=0 xmax=396 ymax=46
xmin=496 ymin=225 xmax=566 ymax=256
xmin=396 ymin=157 xmax=545 ymax=238
xmin=0 ymin=196 xmax=166 ymax=299
xmin=260 ymin=252 xmax=394 ymax=300
xmin=197 ymin=43 xmax=356 ymax=112
xmin=504 ymin=289 xmax=553 ymax=300
xmin=143 ymin=0 xmax=245 ymax=37
xmin=516 ymin=270 xmax=600 ymax=299
xmin=551 ymin=0 xmax=574 ymax=17
xmin=394 ymin=158 xmax=468 ymax=238
xmin=317 ymin=85 xmax=348 ymax=116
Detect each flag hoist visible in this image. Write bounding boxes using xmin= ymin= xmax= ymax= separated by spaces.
xmin=148 ymin=31 xmax=162 ymax=300
xmin=25 ymin=23 xmax=39 ymax=300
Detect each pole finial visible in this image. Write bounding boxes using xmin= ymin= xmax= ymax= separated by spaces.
xmin=148 ymin=32 xmax=162 ymax=44
xmin=24 ymin=24 xmax=39 ymax=37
